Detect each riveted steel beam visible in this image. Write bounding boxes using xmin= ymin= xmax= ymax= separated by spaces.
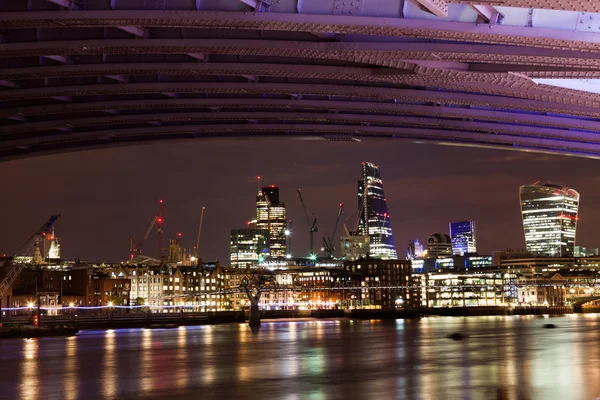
xmin=408 ymin=0 xmax=448 ymax=18
xmin=470 ymin=4 xmax=503 ymax=23
xmin=0 ymin=82 xmax=597 ymax=112
xmin=3 ymin=99 xmax=600 ymax=128
xmin=2 ymin=39 xmax=600 ymax=75
xmin=116 ymin=26 xmax=149 ymax=38
xmin=2 ymin=11 xmax=600 ymax=53
xmin=4 ymin=111 xmax=600 ymax=145
xmin=0 ymin=62 xmax=415 ymax=81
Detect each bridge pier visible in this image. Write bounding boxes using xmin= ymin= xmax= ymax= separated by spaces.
xmin=248 ymin=303 xmax=261 ymax=327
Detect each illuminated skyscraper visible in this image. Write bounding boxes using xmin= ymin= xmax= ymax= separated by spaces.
xmin=357 ymin=162 xmax=397 ymax=259
xmin=519 ymin=182 xmax=579 ymax=257
xmin=450 ymin=221 xmax=477 ymax=256
xmin=256 ymin=186 xmax=287 ymax=259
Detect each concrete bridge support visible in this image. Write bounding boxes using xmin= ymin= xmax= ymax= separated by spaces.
xmin=249 ymin=303 xmax=261 ymax=327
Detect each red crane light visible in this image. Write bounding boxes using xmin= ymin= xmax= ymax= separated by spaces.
xmin=178 ymin=232 xmax=182 ymax=237
xmin=158 ymin=218 xmax=163 ymax=223
xmin=159 ymin=199 xmax=163 ymax=203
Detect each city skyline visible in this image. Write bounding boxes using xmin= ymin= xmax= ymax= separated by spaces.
xmin=1 ymin=140 xmax=600 ymax=263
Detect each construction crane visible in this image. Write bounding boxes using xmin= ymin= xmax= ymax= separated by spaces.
xmin=322 ymin=203 xmax=344 ymax=258
xmin=297 ymin=189 xmax=318 ymax=257
xmin=194 ymin=207 xmax=205 ymax=266
xmin=0 ymin=214 xmax=61 ymax=299
xmin=129 ymin=200 xmax=164 ymax=258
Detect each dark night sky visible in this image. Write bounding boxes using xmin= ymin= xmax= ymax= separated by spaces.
xmin=1 ymin=138 xmax=599 ymax=263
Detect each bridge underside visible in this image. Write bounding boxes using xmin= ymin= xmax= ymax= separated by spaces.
xmin=3 ymin=1 xmax=600 ymax=160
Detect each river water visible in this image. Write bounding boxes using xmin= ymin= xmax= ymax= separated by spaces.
xmin=0 ymin=315 xmax=599 ymax=400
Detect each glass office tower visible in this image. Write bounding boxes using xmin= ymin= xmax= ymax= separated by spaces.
xmin=450 ymin=220 xmax=477 ymax=256
xmin=230 ymin=228 xmax=269 ymax=268
xmin=357 ymin=162 xmax=397 ymax=259
xmin=256 ymin=186 xmax=287 ymax=259
xmin=519 ymin=182 xmax=579 ymax=257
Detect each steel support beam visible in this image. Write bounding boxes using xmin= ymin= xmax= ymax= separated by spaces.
xmin=104 ymin=75 xmax=129 ymax=83
xmin=408 ymin=0 xmax=448 ymax=18
xmin=3 ymin=124 xmax=600 ymax=159
xmin=4 ymin=111 xmax=600 ymax=143
xmin=0 ymin=62 xmax=415 ymax=81
xmin=116 ymin=26 xmax=149 ymax=38
xmin=3 ymin=11 xmax=600 ymax=52
xmin=2 ymin=39 xmax=599 ymax=69
xmin=44 ymin=0 xmax=77 ymax=10
xmin=42 ymin=55 xmax=72 ymax=64
xmin=0 ymin=82 xmax=596 ymax=113
xmin=5 ymin=99 xmax=600 ymax=128
xmin=0 ymin=80 xmax=18 ymax=88
xmin=470 ymin=4 xmax=503 ymax=24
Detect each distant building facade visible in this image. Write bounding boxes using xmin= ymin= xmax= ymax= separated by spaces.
xmin=357 ymin=162 xmax=397 ymax=259
xmin=574 ymin=246 xmax=599 ymax=257
xmin=519 ymin=182 xmax=579 ymax=257
xmin=406 ymin=239 xmax=424 ymax=260
xmin=340 ymin=234 xmax=370 ymax=261
xmin=425 ymin=233 xmax=453 ymax=258
xmin=450 ymin=220 xmax=477 ymax=256
xmin=230 ymin=228 xmax=268 ymax=268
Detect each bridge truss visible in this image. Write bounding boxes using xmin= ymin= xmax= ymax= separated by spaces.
xmin=2 ymin=1 xmax=600 ymax=159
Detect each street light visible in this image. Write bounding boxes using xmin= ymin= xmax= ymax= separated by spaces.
xmin=108 ymin=301 xmax=113 ymax=307
xmin=27 ymin=302 xmax=34 ymax=309
xmin=69 ymin=302 xmax=75 ymax=308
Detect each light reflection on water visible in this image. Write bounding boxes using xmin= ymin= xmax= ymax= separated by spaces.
xmin=1 ymin=315 xmax=600 ymax=400
xmin=20 ymin=339 xmax=38 ymax=400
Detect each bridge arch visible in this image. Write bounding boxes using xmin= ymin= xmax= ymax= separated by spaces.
xmin=570 ymin=297 xmax=600 ymax=313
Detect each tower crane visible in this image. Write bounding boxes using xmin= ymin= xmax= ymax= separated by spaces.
xmin=322 ymin=203 xmax=344 ymax=259
xmin=297 ymin=189 xmax=318 ymax=257
xmin=0 ymin=214 xmax=61 ymax=299
xmin=129 ymin=200 xmax=164 ymax=258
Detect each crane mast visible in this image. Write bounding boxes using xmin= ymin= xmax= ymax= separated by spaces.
xmin=195 ymin=207 xmax=205 ymax=266
xmin=323 ymin=203 xmax=344 ymax=258
xmin=296 ymin=189 xmax=318 ymax=257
